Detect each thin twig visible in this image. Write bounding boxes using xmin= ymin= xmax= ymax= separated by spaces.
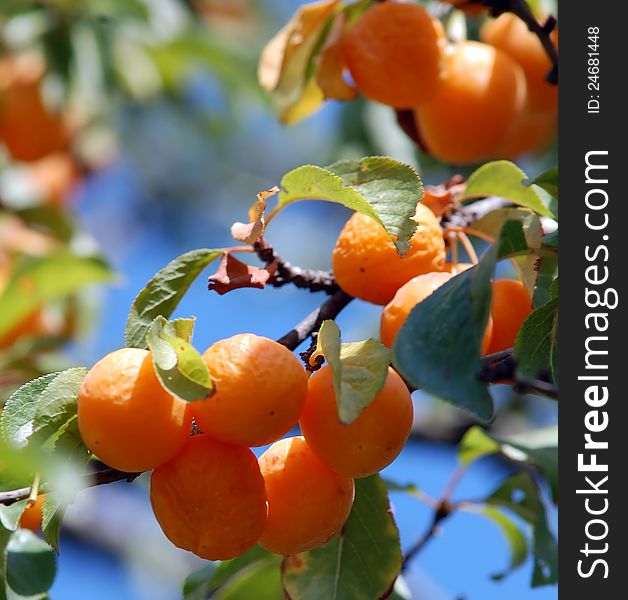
xmin=275 ymin=290 xmax=353 ymax=351
xmin=0 ymin=468 xmax=142 ymax=507
xmin=254 ymin=240 xmax=339 ymax=294
xmin=402 ymin=500 xmax=453 ymax=570
xmin=479 ymin=348 xmax=558 ymax=399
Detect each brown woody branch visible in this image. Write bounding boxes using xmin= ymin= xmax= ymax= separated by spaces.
xmin=402 ymin=500 xmax=453 ymax=570
xmin=479 ymin=348 xmax=558 ymax=399
xmin=254 ymin=240 xmax=339 ymax=294
xmin=275 ymin=290 xmax=353 ymax=351
xmin=0 ymin=467 xmax=141 ymax=507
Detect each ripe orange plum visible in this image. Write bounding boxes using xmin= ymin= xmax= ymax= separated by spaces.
xmin=191 ymin=334 xmax=308 ymax=447
xmin=342 ymin=1 xmax=444 ymax=108
xmin=487 ymin=279 xmax=533 ymax=354
xmin=481 ymin=13 xmax=558 ymax=113
xmin=0 ymin=55 xmax=68 ymax=162
xmin=332 ymin=204 xmax=446 ymax=306
xmin=414 ymin=41 xmax=527 ymax=164
xmin=78 ymin=348 xmax=192 ymax=472
xmin=19 ymin=495 xmax=45 ymax=532
xmin=151 ymin=435 xmax=267 ymax=560
xmin=258 ymin=436 xmax=354 ymax=555
xmin=300 ymin=366 xmax=413 ymax=478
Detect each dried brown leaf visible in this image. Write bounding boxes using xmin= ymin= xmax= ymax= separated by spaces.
xmin=230 ymin=186 xmax=278 ymax=244
xmin=208 ymin=253 xmax=278 ymax=295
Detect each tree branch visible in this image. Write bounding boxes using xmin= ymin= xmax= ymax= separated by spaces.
xmin=479 ymin=348 xmax=558 ymax=399
xmin=275 ymin=290 xmax=353 ymax=351
xmin=254 ymin=240 xmax=339 ymax=294
xmin=402 ymin=500 xmax=453 ymax=570
xmin=0 ymin=467 xmax=141 ymax=507
xmin=440 ymin=196 xmax=512 ymax=230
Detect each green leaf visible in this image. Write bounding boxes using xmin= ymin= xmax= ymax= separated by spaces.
xmin=0 ymin=526 xmax=10 ymax=600
xmin=214 ymin=555 xmax=282 ymax=600
xmin=457 ymin=427 xmax=500 ymax=465
xmin=487 ymin=472 xmax=557 ymax=587
xmin=0 ymin=252 xmax=113 ymax=340
xmin=459 ymin=426 xmax=557 ymax=503
xmin=549 ymin=277 xmax=558 ymax=300
xmin=282 ymin=475 xmax=401 ymax=600
xmin=5 ymin=529 xmax=56 ymax=596
xmin=279 ymin=157 xmax=422 ymax=254
xmin=513 ymin=298 xmax=558 ymax=384
xmin=16 ymin=205 xmax=75 ymax=243
xmin=462 ymin=161 xmax=554 ymax=218
xmin=146 ymin=317 xmax=214 ymax=403
xmin=41 ymin=494 xmax=65 ymax=553
xmin=313 ymin=320 xmax=390 ymax=424
xmin=0 ymin=368 xmax=88 ymax=453
xmin=526 ymin=167 xmax=558 ymax=198
xmin=184 ymin=546 xmax=273 ymax=599
xmin=471 ymin=206 xmax=544 ymax=300
xmin=392 ymin=220 xmax=539 ymax=420
xmin=392 ymin=255 xmax=494 ymax=421
xmin=183 ymin=564 xmax=217 ymax=600
xmin=382 ymin=478 xmax=421 ymax=498
xmin=532 ymin=255 xmax=558 ymax=308
xmin=0 ymin=501 xmax=29 ymax=532
xmin=125 ymin=249 xmax=224 ymax=349
xmin=500 ymin=426 xmax=558 ymax=503
xmin=471 ymin=506 xmax=528 ymax=581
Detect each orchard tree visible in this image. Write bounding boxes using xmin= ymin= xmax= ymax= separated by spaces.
xmin=0 ymin=0 xmax=558 ymax=598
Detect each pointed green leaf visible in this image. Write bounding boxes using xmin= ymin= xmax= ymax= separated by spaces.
xmin=393 ymin=219 xmax=538 ymax=421
xmin=125 ymin=249 xmax=224 ymax=349
xmin=470 ymin=506 xmax=528 ymax=581
xmin=459 ymin=426 xmax=557 ymax=503
xmin=41 ymin=494 xmax=65 ymax=553
xmin=6 ymin=529 xmax=56 ymax=596
xmin=215 ymin=555 xmax=282 ymax=600
xmin=0 ymin=501 xmax=29 ymax=532
xmin=279 ymin=157 xmax=422 ymax=254
xmin=457 ymin=427 xmax=500 ymax=465
xmin=500 ymin=426 xmax=558 ymax=503
xmin=183 ymin=564 xmax=217 ymax=600
xmin=513 ymin=297 xmax=558 ymax=384
xmin=526 ymin=167 xmax=558 ymax=198
xmin=393 ymin=256 xmax=494 ymax=421
xmin=487 ymin=472 xmax=557 ymax=587
xmin=183 ymin=546 xmax=273 ymax=600
xmin=462 ymin=161 xmax=553 ymax=218
xmin=313 ymin=320 xmax=390 ymax=424
xmin=147 ymin=317 xmax=213 ymax=402
xmin=0 ymin=253 xmax=113 ymax=340
xmin=0 ymin=368 xmax=88 ymax=454
xmin=282 ymin=475 xmax=401 ymax=600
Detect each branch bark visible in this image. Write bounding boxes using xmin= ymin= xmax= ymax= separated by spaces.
xmin=0 ymin=468 xmax=141 ymax=507
xmin=254 ymin=240 xmax=339 ymax=294
xmin=402 ymin=501 xmax=453 ymax=570
xmin=275 ymin=290 xmax=353 ymax=351
xmin=479 ymin=348 xmax=558 ymax=399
